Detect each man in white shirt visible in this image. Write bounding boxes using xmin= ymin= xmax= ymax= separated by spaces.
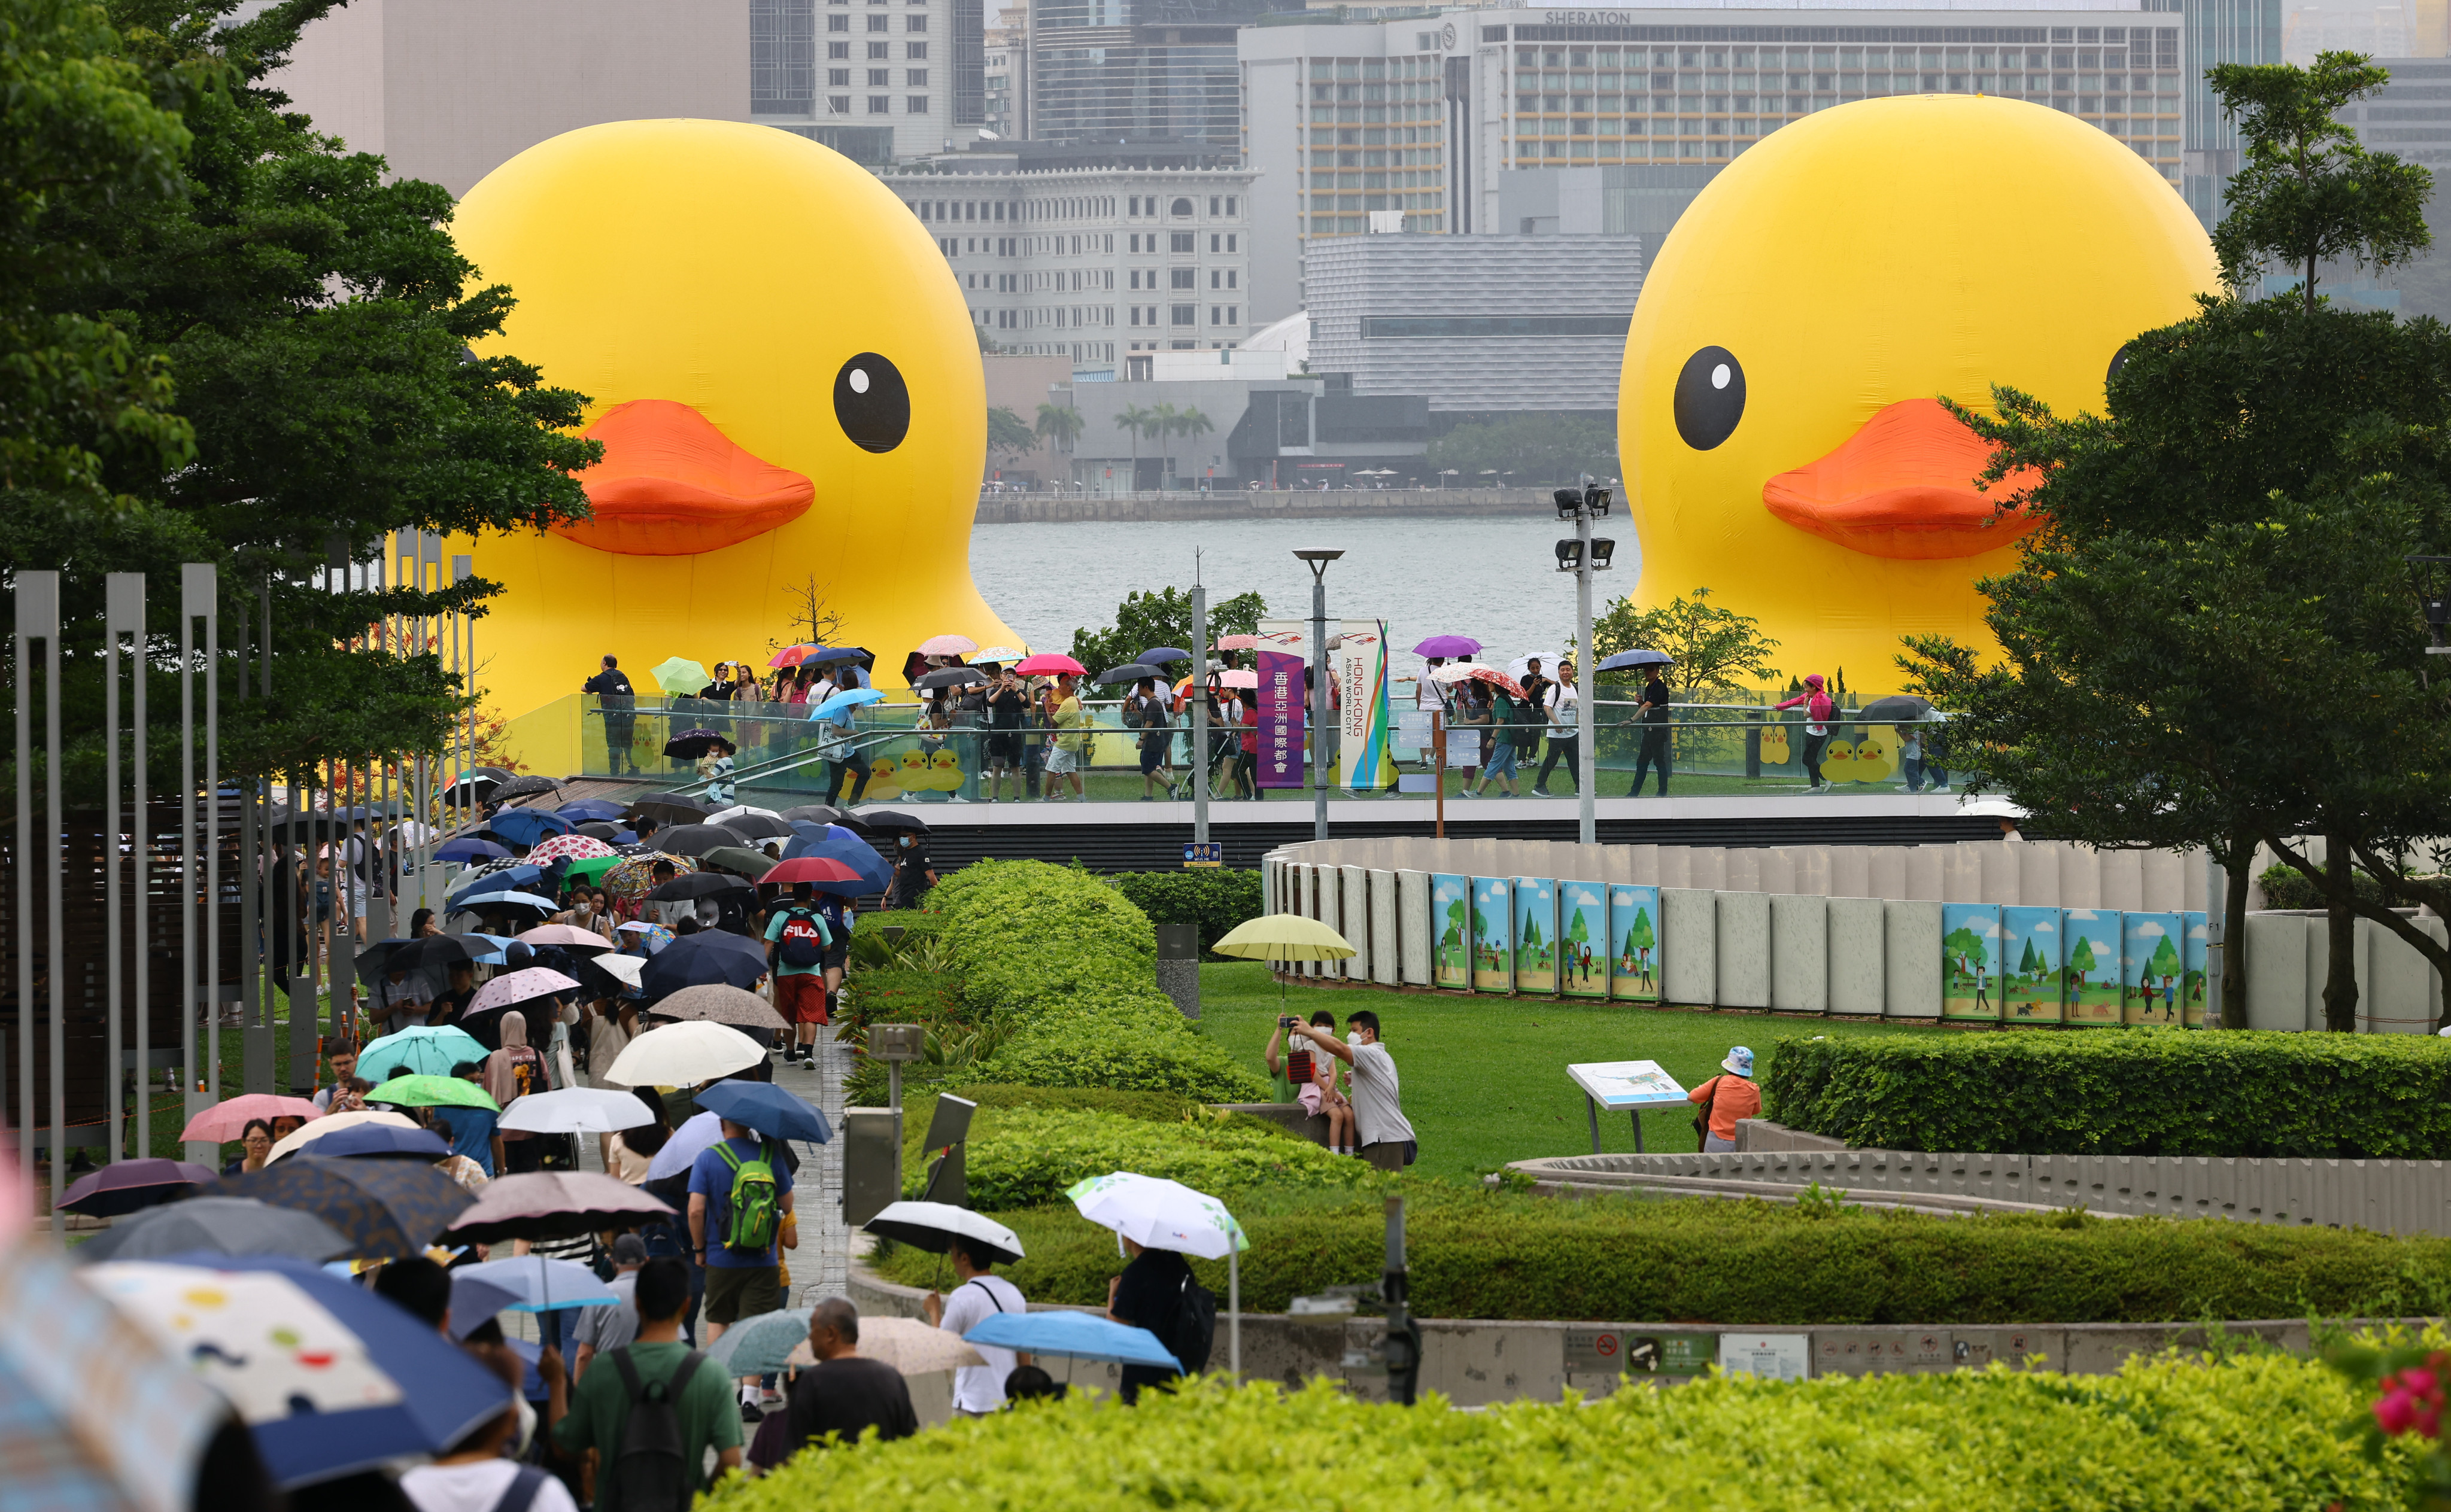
xmin=920 ymin=1235 xmax=1031 ymax=1415
xmin=1287 ymin=1009 xmax=1417 ymax=1172
xmin=1533 ymin=656 xmax=1580 ymax=795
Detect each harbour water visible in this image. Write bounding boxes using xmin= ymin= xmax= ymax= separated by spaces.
xmin=968 ymin=513 xmax=1646 ymax=679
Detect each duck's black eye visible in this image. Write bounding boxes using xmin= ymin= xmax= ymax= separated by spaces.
xmin=1673 ymin=346 xmax=1744 ymax=451
xmin=2106 ymin=341 xmax=2136 ymax=388
xmin=834 ymin=353 xmax=909 ymax=452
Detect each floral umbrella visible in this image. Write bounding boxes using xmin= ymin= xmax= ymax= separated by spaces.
xmin=526 ymin=833 xmax=617 ymax=866
xmin=602 ymin=851 xmax=695 ymax=902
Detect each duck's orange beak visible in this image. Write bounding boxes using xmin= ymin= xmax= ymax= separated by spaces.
xmin=553 ymin=399 xmax=813 ymax=555
xmin=1761 ymin=397 xmax=2042 ymax=560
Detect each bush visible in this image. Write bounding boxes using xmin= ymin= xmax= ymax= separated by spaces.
xmin=936 ymin=860 xmax=1155 ymax=1018
xmin=898 ymin=1103 xmax=1378 ymax=1209
xmin=867 ymin=1185 xmax=2451 ymax=1324
xmin=2258 ymin=863 xmax=2391 ymax=911
xmin=1105 ymin=869 xmax=1262 ymax=956
xmin=833 ymin=968 xmax=965 ymax=1039
xmin=709 ymin=1358 xmax=2411 ymax=1512
xmin=1763 ymin=1028 xmax=2451 ymax=1157
xmin=981 ymin=1015 xmax=1269 ymax=1103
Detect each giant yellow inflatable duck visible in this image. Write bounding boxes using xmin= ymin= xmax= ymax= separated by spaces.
xmin=1618 ymin=96 xmax=2219 ymax=684
xmin=447 ymin=119 xmax=1018 ymax=720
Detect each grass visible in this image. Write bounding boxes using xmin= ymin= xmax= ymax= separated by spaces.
xmin=1190 ymin=961 xmax=1958 ymax=1180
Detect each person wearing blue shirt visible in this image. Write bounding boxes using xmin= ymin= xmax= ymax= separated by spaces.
xmin=686 ymin=1119 xmax=794 ymax=1343
xmin=432 ymin=1060 xmax=505 ymax=1176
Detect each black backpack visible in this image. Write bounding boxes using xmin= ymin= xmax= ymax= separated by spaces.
xmin=1171 ymin=1274 xmax=1219 ymax=1375
xmin=608 ymin=1346 xmax=706 ymax=1512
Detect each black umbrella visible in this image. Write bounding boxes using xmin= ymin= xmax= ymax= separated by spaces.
xmin=649 ymin=872 xmax=755 ymax=901
xmin=780 ymin=805 xmax=870 ymax=835
xmin=1857 ymin=695 xmax=1937 ymax=723
xmin=1098 ymin=664 xmax=1164 ymax=687
xmin=709 ymin=811 xmax=791 ymax=841
xmin=574 ymin=822 xmax=622 ymax=840
xmin=439 ymin=767 xmax=514 ymax=807
xmin=388 ymin=934 xmax=474 ymax=975
xmin=858 ymin=810 xmax=931 ymax=834
xmin=631 ymin=793 xmax=712 ymax=825
xmin=914 ymin=667 xmax=988 ymax=689
xmin=490 ymin=774 xmax=561 ymax=802
xmin=801 ymin=646 xmax=870 ymax=666
xmin=217 ymin=1155 xmax=475 ymax=1258
xmin=75 ymin=1195 xmax=356 ymax=1264
xmin=658 ymin=823 xmax=751 ymax=857
xmin=353 ymin=938 xmax=416 ymax=985
xmin=664 ymin=727 xmax=730 ymax=759
xmin=1137 ymin=646 xmax=1193 ymax=666
xmin=640 ymin=930 xmax=771 ymax=1002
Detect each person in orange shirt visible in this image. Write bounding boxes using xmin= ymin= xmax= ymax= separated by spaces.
xmin=1687 ymin=1046 xmax=1760 ymax=1152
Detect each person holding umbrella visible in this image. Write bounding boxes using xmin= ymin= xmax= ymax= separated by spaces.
xmin=921 ymin=1234 xmax=1032 ymax=1416
xmin=1630 ymin=656 xmax=1675 ymax=796
xmin=1043 ymin=672 xmax=1089 ymax=802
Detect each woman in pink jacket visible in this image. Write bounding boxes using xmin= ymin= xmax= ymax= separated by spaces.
xmin=1774 ymin=675 xmax=1838 ymax=791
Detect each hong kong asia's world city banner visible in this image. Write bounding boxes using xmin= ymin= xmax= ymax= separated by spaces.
xmin=1257 ymin=619 xmax=1398 ymax=791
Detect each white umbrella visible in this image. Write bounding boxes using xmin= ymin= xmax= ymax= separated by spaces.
xmin=1504 ymin=653 xmax=1562 ymax=680
xmin=862 ymin=1201 xmax=1025 ymax=1264
xmin=786 ymin=1316 xmax=983 ymax=1376
xmin=497 ymin=1087 xmax=654 ymax=1135
xmin=604 ymin=1021 xmax=764 ymax=1087
xmin=591 ymin=953 xmax=646 ymax=988
xmin=645 ymin=1110 xmax=722 ymax=1181
xmin=1065 ymin=1171 xmax=1249 ymax=1377
xmin=1429 ymin=661 xmax=1491 ymax=684
xmin=265 ymin=1109 xmax=419 ymax=1163
xmin=705 ymin=803 xmax=785 ymax=825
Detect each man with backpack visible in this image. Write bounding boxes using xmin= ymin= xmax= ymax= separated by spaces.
xmin=764 ymin=881 xmax=833 ymax=1066
xmin=1105 ymin=1238 xmax=1217 ymax=1404
xmin=921 ymin=1234 xmax=1031 ymax=1416
xmin=554 ymin=1257 xmax=742 ymax=1510
xmin=686 ymin=1116 xmax=795 ymax=1355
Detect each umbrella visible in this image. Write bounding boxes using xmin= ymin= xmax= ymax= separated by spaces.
xmin=462 ymin=932 xmax=524 ymax=966
xmin=215 ymin=1156 xmax=475 ymax=1258
xmin=367 ymin=1074 xmax=500 ymax=1112
xmin=438 ymin=1172 xmax=678 ymax=1245
xmin=439 ymin=766 xmax=512 ymax=805
xmin=616 ymin=920 xmax=676 ymax=951
xmin=557 ymin=798 xmax=630 ymax=821
xmin=1068 ymin=1172 xmax=1246 ymax=1260
xmin=588 ymin=951 xmax=646 ymax=990
xmin=436 ymin=837 xmax=511 ymax=863
xmin=630 ymin=793 xmax=712 ymax=825
xmin=649 ymin=870 xmax=755 ymax=900
xmin=657 ymin=823 xmax=751 ymax=857
xmin=1212 ymin=634 xmax=1261 ymax=652
xmin=914 ymin=667 xmax=988 ymax=689
xmin=833 ymin=1316 xmax=985 ymax=1377
xmin=267 ymin=1110 xmax=423 ymax=1164
xmin=302 ymin=1124 xmax=451 ymax=1161
xmin=74 ymin=1197 xmax=355 ymax=1264
xmin=760 ymin=856 xmax=863 ymax=892
xmin=1211 ymin=668 xmax=1259 ymax=690
xmin=781 ymin=825 xmax=890 ymax=880
xmin=809 ymin=687 xmax=885 ymax=720
xmin=86 ymin=1257 xmax=513 ymax=1489
xmin=385 ymin=933 xmax=473 ymax=976
xmin=862 ymin=1200 xmax=1025 ymax=1265
xmin=917 ymin=633 xmax=979 ymax=657
xmin=466 ymin=966 xmax=583 ymax=1018
xmin=357 ymin=1024 xmax=489 ymax=1082
xmin=572 ymin=823 xmax=625 ymax=843
xmin=445 ymin=1272 xmax=525 ymax=1338
xmin=1413 ymin=634 xmax=1482 ymax=658
xmin=639 ymin=930 xmax=770 ymax=999
xmin=1213 ymin=914 xmax=1356 ymax=963
xmin=526 ymin=832 xmax=618 ymax=865
xmin=700 ymin=845 xmax=781 ymax=879
xmin=664 ymin=727 xmax=730 ymax=759
xmin=1858 ymin=693 xmax=1937 ymax=723
xmin=608 ymin=1023 xmax=766 ymax=1088
xmin=449 ymin=890 xmax=560 ymax=915
xmin=1435 ymin=664 xmax=1528 ymax=699
xmin=704 ymin=1308 xmax=818 ymax=1377
xmin=490 ymin=775 xmax=560 ymax=802
xmin=782 ymin=802 xmax=854 ymax=825
xmin=974 ymin=644 xmax=1027 ymax=663
xmin=178 ymin=1093 xmax=321 ymax=1145
xmin=450 ymin=1255 xmax=620 ymax=1312
xmin=520 ymin=923 xmax=617 ymax=950
xmin=797 ymin=646 xmax=870 ymax=666
xmin=351 ymin=938 xmax=416 ymax=985
xmin=695 ymin=1080 xmax=831 ymax=1145
xmin=1957 ymin=794 xmax=2027 ymax=819
xmin=497 ymin=1087 xmax=654 ymax=1134
xmin=56 ymin=1157 xmax=217 ymax=1218
xmin=857 ymin=810 xmax=930 ymax=835
xmin=485 ymin=807 xmax=573 ymax=847
xmin=645 ymin=1110 xmax=724 ymax=1181
xmin=962 ymin=1311 xmax=1180 ymax=1371
xmin=1014 ymin=652 xmax=1085 ymax=676
xmin=1137 ymin=646 xmax=1193 ymax=665
xmin=1504 ymin=654 xmax=1562 ymax=681
xmin=1596 ymin=648 xmax=1674 ymax=672
xmin=652 ymin=984 xmax=789 ymax=1031
xmin=768 ymin=644 xmax=820 ymax=668
xmin=706 ymin=803 xmax=788 ymax=827
xmin=603 ymin=852 xmax=696 ymax=902
xmin=651 ymin=657 xmax=712 ymax=694
xmin=1098 ymin=663 xmax=1164 ymax=686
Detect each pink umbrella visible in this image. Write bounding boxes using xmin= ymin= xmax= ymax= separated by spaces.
xmin=178 ymin=1094 xmax=322 ymax=1144
xmin=517 ymin=924 xmax=617 ymax=950
xmin=917 ymin=634 xmax=978 ymax=658
xmin=437 ymin=1170 xmax=679 ymax=1243
xmin=1015 ymin=652 xmax=1087 ymax=676
xmin=1213 ymin=634 xmax=1261 ymax=651
xmin=526 ymin=833 xmax=616 ymax=865
xmin=465 ymin=967 xmax=582 ymax=1019
xmin=1216 ymin=668 xmax=1260 ymax=689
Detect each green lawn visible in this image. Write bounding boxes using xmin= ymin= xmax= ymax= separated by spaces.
xmin=1191 ymin=962 xmax=1956 ymax=1181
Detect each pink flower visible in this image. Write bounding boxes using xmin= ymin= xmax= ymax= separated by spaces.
xmin=2398 ymin=1368 xmax=2440 ymax=1398
xmin=2376 ymin=1390 xmax=2420 ymax=1436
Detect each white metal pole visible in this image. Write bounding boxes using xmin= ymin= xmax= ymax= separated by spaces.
xmin=1193 ymin=583 xmax=1210 ymax=845
xmin=1577 ymin=504 xmax=1595 ymax=845
xmin=1229 ymin=1246 xmax=1240 ymax=1377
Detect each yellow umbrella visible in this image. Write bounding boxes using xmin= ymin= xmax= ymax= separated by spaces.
xmin=1211 ymin=914 xmax=1356 ymax=1021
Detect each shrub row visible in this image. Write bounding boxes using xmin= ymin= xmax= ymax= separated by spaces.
xmin=710 ymin=1358 xmax=2409 ymax=1512
xmin=869 ymin=1184 xmax=2451 ymax=1324
xmin=1104 ymin=868 xmax=1262 ymax=956
xmin=896 ymin=1096 xmax=1381 ymax=1210
xmin=1764 ymin=1027 xmax=2451 ymax=1157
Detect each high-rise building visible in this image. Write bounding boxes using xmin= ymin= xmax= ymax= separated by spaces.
xmin=1239 ymin=4 xmax=2193 ymax=321
xmin=1023 ymin=0 xmax=1271 ymax=147
xmin=2180 ymin=0 xmax=2283 ymax=226
xmin=753 ymin=0 xmax=988 ymax=163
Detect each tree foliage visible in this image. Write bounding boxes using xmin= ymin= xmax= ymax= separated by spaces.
xmin=1067 ymin=586 xmax=1266 ymax=683
xmin=1425 ymin=412 xmax=1618 ymax=486
xmin=986 ymin=404 xmax=1034 ymax=464
xmin=1592 ymin=585 xmax=1781 ymax=697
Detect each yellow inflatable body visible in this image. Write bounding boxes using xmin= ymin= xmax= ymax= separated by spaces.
xmin=1618 ymin=96 xmax=2219 ymax=686
xmin=448 ymin=119 xmax=1018 ymax=720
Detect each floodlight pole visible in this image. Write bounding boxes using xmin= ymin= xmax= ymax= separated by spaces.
xmin=1295 ymin=550 xmax=1344 ymax=842
xmin=1193 ymin=578 xmax=1210 ymax=845
xmin=1576 ymin=499 xmax=1595 ymax=846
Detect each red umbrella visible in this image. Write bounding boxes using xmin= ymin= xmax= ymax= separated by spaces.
xmin=760 ymin=856 xmax=862 ymax=886
xmin=769 ymin=644 xmax=818 ymax=668
xmin=1015 ymin=652 xmax=1087 ymax=676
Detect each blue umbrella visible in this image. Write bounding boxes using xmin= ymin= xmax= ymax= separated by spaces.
xmin=556 ymin=798 xmax=628 ymax=822
xmin=782 ymin=824 xmax=891 ymax=889
xmin=809 ymin=687 xmax=885 ymax=720
xmin=1596 ymin=649 xmax=1674 ymax=673
xmin=452 ymin=1255 xmax=619 ymax=1312
xmin=215 ymin=1156 xmax=475 ymax=1257
xmin=308 ymin=1124 xmax=451 ymax=1161
xmin=640 ymin=930 xmax=770 ymax=1001
xmin=93 ymin=1252 xmax=511 ymax=1488
xmin=357 ymin=1024 xmax=490 ymax=1082
xmin=962 ymin=1311 xmax=1180 ymax=1370
xmin=436 ymin=837 xmax=511 ymax=863
xmin=800 ymin=646 xmax=869 ymax=666
xmin=447 ymin=865 xmax=542 ymax=910
xmin=444 ymin=1271 xmax=524 ymax=1340
xmin=697 ymin=1080 xmax=833 ymax=1144
xmin=463 ymin=932 xmax=522 ymax=965
xmin=487 ymin=808 xmax=575 ymax=847
xmin=703 ymin=1308 xmax=813 ymax=1376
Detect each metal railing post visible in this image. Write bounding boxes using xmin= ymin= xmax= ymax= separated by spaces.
xmin=14 ymin=573 xmax=60 ymax=1222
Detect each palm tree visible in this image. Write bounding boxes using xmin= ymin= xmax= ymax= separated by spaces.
xmin=1034 ymin=402 xmax=1085 ymax=454
xmin=1116 ymin=403 xmax=1153 ymax=485
xmin=1146 ymin=404 xmax=1180 ymax=486
xmin=1170 ymin=405 xmax=1214 ymax=449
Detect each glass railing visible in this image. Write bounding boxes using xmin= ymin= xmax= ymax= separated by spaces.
xmin=497 ymin=692 xmax=1966 ymax=804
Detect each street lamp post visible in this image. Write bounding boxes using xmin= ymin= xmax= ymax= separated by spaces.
xmin=1295 ymin=550 xmax=1344 ymax=842
xmin=1553 ymin=485 xmax=1615 ymax=846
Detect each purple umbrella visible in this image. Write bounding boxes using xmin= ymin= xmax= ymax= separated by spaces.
xmin=437 ymin=1171 xmax=679 ymax=1244
xmin=58 ymin=1158 xmax=217 ymax=1218
xmin=1413 ymin=634 xmax=1482 ymax=658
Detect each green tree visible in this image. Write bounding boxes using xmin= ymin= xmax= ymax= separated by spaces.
xmin=986 ymin=404 xmax=1035 ymax=466
xmin=1593 ymin=586 xmax=1782 ymax=698
xmin=2149 ymin=933 xmax=2184 ymax=1002
xmin=1425 ymin=412 xmax=1617 ymax=485
xmin=1442 ymin=898 xmax=1465 ymax=948
xmin=1169 ymin=404 xmax=1214 ymax=454
xmin=1034 ymin=401 xmax=1084 ymax=454
xmin=1625 ymin=907 xmax=1654 ymax=973
xmin=1115 ymin=403 xmax=1153 ymax=482
xmin=2207 ymin=52 xmax=2431 ymax=311
xmin=1565 ymin=908 xmax=1590 ymax=947
xmin=1068 ymin=585 xmax=1266 ymax=683
xmin=2069 ymin=935 xmax=2097 ymax=993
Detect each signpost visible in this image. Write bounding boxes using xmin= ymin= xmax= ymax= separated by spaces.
xmin=1183 ymin=841 xmax=1223 ymax=869
xmin=1564 ymin=1328 xmax=1717 ymax=1379
xmin=1566 ymin=1059 xmax=1690 ymax=1154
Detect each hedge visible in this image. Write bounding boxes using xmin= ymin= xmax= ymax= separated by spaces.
xmin=708 ymin=1358 xmax=2410 ymax=1512
xmin=1104 ymin=868 xmax=1262 ymax=956
xmin=1764 ymin=1027 xmax=2451 ymax=1157
xmin=897 ymin=1102 xmax=1383 ymax=1210
xmin=868 ymin=1185 xmax=2451 ymax=1324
